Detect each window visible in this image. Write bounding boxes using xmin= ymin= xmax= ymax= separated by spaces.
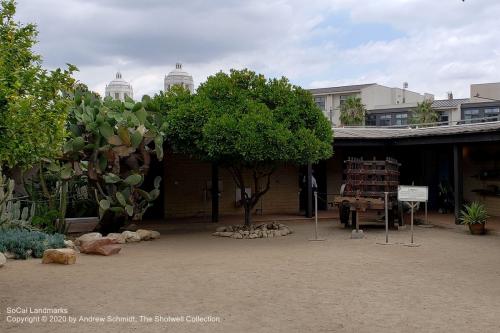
xmin=366 ymin=114 xmax=376 ymax=126
xmin=314 ymin=96 xmax=326 ymax=111
xmin=114 ymin=92 xmax=120 ymax=100
xmin=463 ymin=109 xmax=481 ymax=123
xmin=339 ymin=95 xmax=350 ymax=106
xmin=394 ymin=113 xmax=408 ymax=126
xmin=124 ymin=93 xmax=128 ymax=99
xmin=379 ymin=114 xmax=391 ymax=126
xmin=484 ymin=108 xmax=499 ymax=121
xmin=438 ymin=111 xmax=449 ymax=125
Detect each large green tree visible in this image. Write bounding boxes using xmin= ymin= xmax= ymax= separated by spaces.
xmin=166 ymin=69 xmax=333 ymax=226
xmin=411 ymin=100 xmax=438 ymax=125
xmin=339 ymin=96 xmax=366 ymax=126
xmin=0 ymin=0 xmax=76 ymax=169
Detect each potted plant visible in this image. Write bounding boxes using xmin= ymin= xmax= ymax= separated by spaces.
xmin=459 ymin=201 xmax=488 ymax=235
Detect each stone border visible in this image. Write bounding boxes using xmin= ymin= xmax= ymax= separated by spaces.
xmin=213 ymin=222 xmax=293 ymax=239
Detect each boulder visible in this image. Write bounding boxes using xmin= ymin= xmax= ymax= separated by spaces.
xmin=151 ymin=231 xmax=161 ymax=239
xmin=136 ymin=229 xmax=153 ymax=241
xmin=0 ymin=252 xmax=6 ymax=267
xmin=217 ymin=232 xmax=234 ymax=237
xmin=42 ymin=249 xmax=76 ymax=265
xmin=215 ymin=226 xmax=227 ymax=232
xmin=75 ymin=232 xmax=102 ymax=246
xmin=79 ymin=238 xmax=121 ymax=256
xmin=231 ymin=233 xmax=243 ymax=239
xmin=3 ymin=251 xmax=15 ymax=259
xmin=249 ymin=233 xmax=258 ymax=239
xmin=122 ymin=231 xmax=141 ymax=243
xmin=106 ymin=233 xmax=126 ymax=244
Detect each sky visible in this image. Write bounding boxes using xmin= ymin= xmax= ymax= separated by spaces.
xmin=13 ymin=0 xmax=500 ymax=99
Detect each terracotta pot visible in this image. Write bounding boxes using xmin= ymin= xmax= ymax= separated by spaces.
xmin=469 ymin=223 xmax=486 ymax=235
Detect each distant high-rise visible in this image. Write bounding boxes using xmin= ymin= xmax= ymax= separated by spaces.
xmin=164 ymin=63 xmax=194 ymax=93
xmin=105 ymin=72 xmax=133 ymax=101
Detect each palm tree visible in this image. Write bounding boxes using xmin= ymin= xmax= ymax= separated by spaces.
xmin=411 ymin=100 xmax=438 ymax=125
xmin=339 ymin=96 xmax=366 ymax=126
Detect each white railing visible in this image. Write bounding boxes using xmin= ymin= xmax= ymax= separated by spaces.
xmin=334 ymin=115 xmax=500 ymax=129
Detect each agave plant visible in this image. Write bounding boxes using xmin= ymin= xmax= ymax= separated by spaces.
xmin=459 ymin=202 xmax=488 ymax=225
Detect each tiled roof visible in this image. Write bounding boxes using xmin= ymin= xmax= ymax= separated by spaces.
xmin=431 ymin=98 xmax=471 ymax=108
xmin=308 ymin=83 xmax=376 ymax=95
xmin=333 ymin=121 xmax=500 ymax=140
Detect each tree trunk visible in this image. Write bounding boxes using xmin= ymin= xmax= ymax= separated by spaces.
xmin=244 ymin=200 xmax=252 ymax=226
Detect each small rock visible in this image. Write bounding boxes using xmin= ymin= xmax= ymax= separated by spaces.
xmin=0 ymin=252 xmax=6 ymax=267
xmin=75 ymin=232 xmax=102 ymax=246
xmin=215 ymin=226 xmax=227 ymax=232
xmin=106 ymin=233 xmax=126 ymax=244
xmin=122 ymin=231 xmax=141 ymax=242
xmin=249 ymin=233 xmax=258 ymax=239
xmin=42 ymin=249 xmax=77 ymax=265
xmin=64 ymin=240 xmax=76 ymax=249
xmin=218 ymin=232 xmax=234 ymax=237
xmin=3 ymin=251 xmax=15 ymax=259
xmin=136 ymin=229 xmax=153 ymax=241
xmin=151 ymin=231 xmax=160 ymax=239
xmin=231 ymin=233 xmax=243 ymax=239
xmin=79 ymin=238 xmax=121 ymax=256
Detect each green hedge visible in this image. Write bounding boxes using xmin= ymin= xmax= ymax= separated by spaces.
xmin=0 ymin=230 xmax=65 ymax=259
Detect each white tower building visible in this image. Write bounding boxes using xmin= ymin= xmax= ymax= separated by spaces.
xmin=105 ymin=72 xmax=133 ymax=101
xmin=164 ymin=63 xmax=194 ymax=93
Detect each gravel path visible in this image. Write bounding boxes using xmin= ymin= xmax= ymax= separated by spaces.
xmin=1 ymin=221 xmax=500 ymax=333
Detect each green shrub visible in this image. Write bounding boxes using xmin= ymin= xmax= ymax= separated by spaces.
xmin=0 ymin=229 xmax=65 ymax=259
xmin=459 ymin=201 xmax=488 ymax=225
xmin=31 ymin=206 xmax=60 ymax=234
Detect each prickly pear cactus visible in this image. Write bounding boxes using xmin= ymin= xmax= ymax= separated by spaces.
xmin=0 ymin=169 xmax=35 ymax=231
xmin=63 ymin=92 xmax=165 ymax=232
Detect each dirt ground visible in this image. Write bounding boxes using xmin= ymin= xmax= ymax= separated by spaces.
xmin=1 ymin=221 xmax=500 ymax=333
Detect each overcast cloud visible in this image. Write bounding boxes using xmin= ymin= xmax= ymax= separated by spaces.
xmin=14 ymin=0 xmax=500 ymax=99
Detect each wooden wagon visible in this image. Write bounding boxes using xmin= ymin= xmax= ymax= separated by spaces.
xmin=333 ymin=157 xmax=402 ymax=228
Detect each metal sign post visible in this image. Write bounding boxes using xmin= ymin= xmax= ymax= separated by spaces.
xmin=309 ymin=192 xmax=326 ymax=241
xmin=398 ymin=186 xmax=427 ymax=247
xmin=377 ymin=192 xmax=394 ymax=245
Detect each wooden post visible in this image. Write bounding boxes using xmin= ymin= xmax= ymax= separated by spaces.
xmin=211 ymin=163 xmax=219 ymax=223
xmin=453 ymin=144 xmax=463 ymax=224
xmin=306 ymin=163 xmax=313 ymax=218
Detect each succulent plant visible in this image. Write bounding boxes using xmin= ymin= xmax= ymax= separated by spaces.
xmin=61 ymin=92 xmax=165 ymax=232
xmin=0 ymin=169 xmax=36 ymax=231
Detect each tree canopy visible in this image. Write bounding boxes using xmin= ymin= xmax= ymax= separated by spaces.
xmin=411 ymin=100 xmax=438 ymax=125
xmin=339 ymin=96 xmax=366 ymax=126
xmin=165 ymin=69 xmax=333 ymax=225
xmin=0 ymin=0 xmax=76 ymax=169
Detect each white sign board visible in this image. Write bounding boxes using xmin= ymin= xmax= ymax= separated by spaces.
xmin=398 ymin=185 xmax=428 ymax=202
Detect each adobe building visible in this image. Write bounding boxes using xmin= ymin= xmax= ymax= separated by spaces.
xmin=144 ymin=82 xmax=500 ymax=223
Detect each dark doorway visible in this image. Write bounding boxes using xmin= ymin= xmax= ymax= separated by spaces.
xmin=299 ymin=161 xmax=327 ymax=211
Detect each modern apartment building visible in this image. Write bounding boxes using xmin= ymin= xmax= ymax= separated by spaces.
xmin=308 ymin=83 xmax=433 ymax=126
xmin=309 ymin=82 xmax=500 ymax=127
